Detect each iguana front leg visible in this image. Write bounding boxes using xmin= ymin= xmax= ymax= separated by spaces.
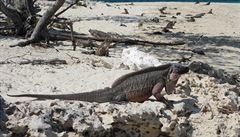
xmin=165 ymin=80 xmax=178 ymax=94
xmin=152 ymin=82 xmax=164 ymax=101
xmin=152 ymin=83 xmax=172 ymax=107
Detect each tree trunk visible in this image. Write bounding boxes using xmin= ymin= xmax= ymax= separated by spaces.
xmin=10 ymin=0 xmax=66 ymax=47
xmin=30 ymin=0 xmax=65 ymax=41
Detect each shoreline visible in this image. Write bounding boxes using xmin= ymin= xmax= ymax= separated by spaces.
xmin=100 ymin=1 xmax=240 ymax=5
xmin=99 ymin=1 xmax=240 ymax=4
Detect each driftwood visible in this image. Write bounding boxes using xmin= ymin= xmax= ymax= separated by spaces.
xmin=89 ymin=29 xmax=124 ymax=39
xmin=177 ymin=54 xmax=193 ymax=63
xmin=0 ymin=58 xmax=67 ymax=65
xmin=49 ymin=29 xmax=186 ymax=47
xmin=75 ymin=39 xmax=98 ymax=48
xmin=95 ymin=40 xmax=111 ymax=56
xmin=1 ymin=0 xmax=185 ymax=49
xmin=80 ymin=40 xmax=111 ymax=56
xmin=159 ymin=7 xmax=168 ymax=14
xmin=19 ymin=59 xmax=67 ymax=65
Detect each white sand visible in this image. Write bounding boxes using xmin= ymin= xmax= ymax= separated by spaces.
xmin=0 ymin=1 xmax=239 ymax=136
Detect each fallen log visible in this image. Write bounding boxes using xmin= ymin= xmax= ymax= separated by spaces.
xmin=0 ymin=58 xmax=67 ymax=65
xmin=89 ymin=29 xmax=124 ymax=39
xmin=49 ymin=29 xmax=186 ymax=47
xmin=19 ymin=58 xmax=67 ymax=65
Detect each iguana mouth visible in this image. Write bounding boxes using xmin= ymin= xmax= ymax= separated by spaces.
xmin=170 ymin=72 xmax=180 ymax=81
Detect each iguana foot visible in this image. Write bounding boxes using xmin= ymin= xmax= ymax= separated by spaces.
xmin=158 ymin=96 xmax=174 ymax=109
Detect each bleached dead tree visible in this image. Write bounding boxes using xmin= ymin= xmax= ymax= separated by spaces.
xmin=0 ymin=0 xmax=185 ymax=49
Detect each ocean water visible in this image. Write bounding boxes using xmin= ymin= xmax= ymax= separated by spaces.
xmin=99 ymin=0 xmax=240 ymax=3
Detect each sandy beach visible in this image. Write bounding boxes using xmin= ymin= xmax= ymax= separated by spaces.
xmin=0 ymin=1 xmax=240 ymax=137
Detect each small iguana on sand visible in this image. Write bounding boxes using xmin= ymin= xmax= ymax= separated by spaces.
xmin=8 ymin=63 xmax=189 ymax=103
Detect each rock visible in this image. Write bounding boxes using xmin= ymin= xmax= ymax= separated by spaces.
xmin=189 ymin=61 xmax=240 ymax=85
xmin=159 ymin=15 xmax=167 ymax=17
xmin=177 ymin=79 xmax=192 ymax=96
xmin=0 ymin=96 xmax=7 ymax=133
xmin=208 ymin=9 xmax=213 ymax=14
xmin=223 ymin=91 xmax=239 ymax=112
xmin=175 ymin=117 xmax=192 ymax=137
xmin=29 ymin=116 xmax=51 ymax=130
xmin=1 ymin=100 xmax=193 ymax=137
xmin=122 ymin=8 xmax=129 ymax=14
xmin=151 ymin=17 xmax=160 ymax=23
xmin=152 ymin=31 xmax=163 ymax=35
xmin=120 ymin=23 xmax=127 ymax=27
xmin=91 ymin=59 xmax=112 ymax=69
xmin=205 ymin=2 xmax=211 ymax=5
xmin=192 ymin=48 xmax=205 ymax=55
xmin=165 ymin=21 xmax=176 ymax=29
xmin=193 ymin=13 xmax=205 ymax=18
xmin=176 ymin=12 xmax=181 ymax=16
xmin=159 ymin=7 xmax=167 ymax=14
xmin=6 ymin=117 xmax=29 ymax=135
xmin=106 ymin=3 xmax=111 ymax=7
xmin=216 ymin=123 xmax=227 ymax=135
xmin=1 ymin=70 xmax=239 ymax=137
xmin=173 ymin=102 xmax=185 ymax=112
xmin=195 ymin=1 xmax=200 ymax=4
xmin=186 ymin=17 xmax=195 ymax=22
xmin=2 ymin=70 xmax=240 ymax=137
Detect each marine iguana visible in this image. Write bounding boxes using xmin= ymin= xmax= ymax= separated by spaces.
xmin=8 ymin=63 xmax=189 ymax=103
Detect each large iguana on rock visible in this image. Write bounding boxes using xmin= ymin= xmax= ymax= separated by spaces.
xmin=8 ymin=63 xmax=189 ymax=103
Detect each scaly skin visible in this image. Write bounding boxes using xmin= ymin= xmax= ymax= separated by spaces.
xmin=8 ymin=63 xmax=189 ymax=103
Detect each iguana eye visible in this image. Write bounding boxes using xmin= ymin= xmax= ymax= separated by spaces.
xmin=169 ymin=66 xmax=174 ymax=73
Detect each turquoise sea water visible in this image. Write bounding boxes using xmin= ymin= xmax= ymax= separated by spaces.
xmin=100 ymin=0 xmax=240 ymax=3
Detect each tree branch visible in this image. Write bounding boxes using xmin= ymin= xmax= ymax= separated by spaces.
xmin=0 ymin=0 xmax=23 ymax=35
xmin=30 ymin=0 xmax=65 ymax=41
xmin=55 ymin=0 xmax=79 ymax=17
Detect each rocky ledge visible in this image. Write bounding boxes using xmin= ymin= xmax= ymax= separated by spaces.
xmin=0 ymin=69 xmax=239 ymax=137
xmin=1 ymin=96 xmax=194 ymax=137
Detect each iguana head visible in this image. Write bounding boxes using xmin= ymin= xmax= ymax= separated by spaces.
xmin=168 ymin=63 xmax=189 ymax=81
xmin=165 ymin=63 xmax=189 ymax=94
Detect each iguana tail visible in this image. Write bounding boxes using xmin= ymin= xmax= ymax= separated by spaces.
xmin=7 ymin=87 xmax=113 ymax=103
